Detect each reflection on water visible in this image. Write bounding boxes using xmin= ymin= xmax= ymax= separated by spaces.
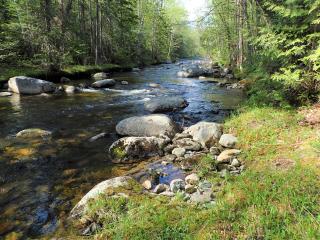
xmin=0 ymin=61 xmax=244 ymax=238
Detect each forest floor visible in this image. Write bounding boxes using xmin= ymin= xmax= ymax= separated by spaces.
xmin=52 ymin=104 xmax=320 ymax=239
xmin=0 ymin=63 xmax=135 ymax=83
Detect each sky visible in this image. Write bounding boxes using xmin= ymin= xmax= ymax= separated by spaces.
xmin=179 ymin=0 xmax=208 ymax=22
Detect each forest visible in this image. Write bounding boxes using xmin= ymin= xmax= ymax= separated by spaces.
xmin=0 ymin=0 xmax=320 ymax=239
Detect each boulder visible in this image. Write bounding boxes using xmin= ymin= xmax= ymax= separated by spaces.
xmin=0 ymin=92 xmax=12 ymax=97
xmin=70 ymin=176 xmax=138 ymax=218
xmin=217 ymin=149 xmax=241 ymax=163
xmin=183 ymin=122 xmax=223 ymax=148
xmin=219 ymin=134 xmax=238 ymax=148
xmin=109 ymin=136 xmax=170 ymax=163
xmin=172 ymin=147 xmax=186 ymax=157
xmin=116 ymin=114 xmax=179 ymax=138
xmin=8 ymin=76 xmax=56 ymax=95
xmin=170 ymin=179 xmax=185 ymax=193
xmin=16 ymin=128 xmax=52 ymax=138
xmin=92 ymin=79 xmax=116 ymax=88
xmin=92 ymin=72 xmax=109 ymax=80
xmin=144 ymin=96 xmax=188 ymax=113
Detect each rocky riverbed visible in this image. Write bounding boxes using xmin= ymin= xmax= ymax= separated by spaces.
xmin=0 ymin=60 xmax=244 ymax=238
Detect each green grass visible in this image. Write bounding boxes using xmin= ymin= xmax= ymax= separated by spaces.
xmin=65 ymin=106 xmax=320 ymax=240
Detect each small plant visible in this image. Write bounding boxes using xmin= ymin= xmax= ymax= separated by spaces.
xmin=311 ymin=139 xmax=320 ymax=153
xmin=197 ymin=154 xmax=217 ymax=177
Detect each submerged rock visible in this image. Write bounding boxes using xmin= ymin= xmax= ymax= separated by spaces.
xmin=109 ymin=136 xmax=170 ymax=163
xmin=183 ymin=122 xmax=223 ymax=148
xmin=144 ymin=96 xmax=188 ymax=113
xmin=92 ymin=79 xmax=116 ymax=88
xmin=116 ymin=114 xmax=179 ymax=138
xmin=16 ymin=128 xmax=52 ymax=138
xmin=70 ymin=176 xmax=138 ymax=219
xmin=8 ymin=76 xmax=56 ymax=95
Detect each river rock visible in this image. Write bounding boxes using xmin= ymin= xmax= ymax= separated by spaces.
xmin=183 ymin=122 xmax=223 ymax=148
xmin=173 ymin=138 xmax=202 ymax=151
xmin=92 ymin=79 xmax=116 ymax=88
xmin=231 ymin=158 xmax=241 ymax=167
xmin=8 ymin=76 xmax=56 ymax=95
xmin=116 ymin=114 xmax=179 ymax=138
xmin=142 ymin=180 xmax=152 ymax=190
xmin=92 ymin=72 xmax=109 ymax=80
xmin=217 ymin=149 xmax=241 ymax=163
xmin=209 ymin=146 xmax=220 ymax=155
xmin=219 ymin=134 xmax=238 ymax=148
xmin=70 ymin=176 xmax=138 ymax=218
xmin=170 ymin=179 xmax=185 ymax=193
xmin=60 ymin=77 xmax=71 ymax=83
xmin=121 ymin=81 xmax=129 ymax=85
xmin=144 ymin=96 xmax=188 ymax=113
xmin=185 ymin=184 xmax=197 ymax=194
xmin=185 ymin=173 xmax=199 ymax=186
xmin=64 ymin=85 xmax=77 ymax=94
xmin=160 ymin=191 xmax=175 ymax=197
xmin=149 ymin=83 xmax=161 ymax=88
xmin=190 ymin=190 xmax=214 ymax=204
xmin=109 ymin=136 xmax=170 ymax=162
xmin=0 ymin=92 xmax=12 ymax=97
xmin=172 ymin=148 xmax=186 ymax=157
xmin=16 ymin=128 xmax=52 ymax=138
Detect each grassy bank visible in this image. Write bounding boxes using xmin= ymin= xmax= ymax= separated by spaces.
xmin=61 ymin=105 xmax=320 ymax=239
xmin=0 ymin=63 xmax=135 ymax=84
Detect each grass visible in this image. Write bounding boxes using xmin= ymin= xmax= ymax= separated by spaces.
xmin=63 ymin=106 xmax=320 ymax=239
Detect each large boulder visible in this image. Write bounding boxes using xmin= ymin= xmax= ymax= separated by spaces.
xmin=8 ymin=76 xmax=56 ymax=95
xmin=91 ymin=79 xmax=116 ymax=88
xmin=183 ymin=122 xmax=223 ymax=148
xmin=144 ymin=96 xmax=188 ymax=113
xmin=116 ymin=114 xmax=179 ymax=138
xmin=109 ymin=136 xmax=170 ymax=163
xmin=70 ymin=176 xmax=139 ymax=219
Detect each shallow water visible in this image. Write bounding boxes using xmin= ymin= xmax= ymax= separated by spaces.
xmin=0 ymin=61 xmax=244 ymax=238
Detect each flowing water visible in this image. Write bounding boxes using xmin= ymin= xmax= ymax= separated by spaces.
xmin=0 ymin=61 xmax=244 ymax=238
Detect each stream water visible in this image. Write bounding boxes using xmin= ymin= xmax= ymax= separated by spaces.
xmin=0 ymin=61 xmax=244 ymax=238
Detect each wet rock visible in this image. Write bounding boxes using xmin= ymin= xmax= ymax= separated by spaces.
xmin=16 ymin=128 xmax=52 ymax=138
xmin=153 ymin=184 xmax=169 ymax=194
xmin=60 ymin=77 xmax=71 ymax=83
xmin=172 ymin=147 xmax=186 ymax=158
xmin=185 ymin=173 xmax=199 ymax=185
xmin=219 ymin=134 xmax=238 ymax=148
xmin=132 ymin=68 xmax=141 ymax=72
xmin=185 ymin=184 xmax=197 ymax=194
xmin=121 ymin=81 xmax=129 ymax=85
xmin=89 ymin=132 xmax=107 ymax=142
xmin=92 ymin=79 xmax=116 ymax=88
xmin=0 ymin=92 xmax=12 ymax=97
xmin=64 ymin=85 xmax=78 ymax=94
xmin=70 ymin=176 xmax=138 ymax=219
xmin=173 ymin=138 xmax=202 ymax=151
xmin=149 ymin=83 xmax=161 ymax=88
xmin=8 ymin=76 xmax=56 ymax=95
xmin=109 ymin=136 xmax=170 ymax=163
xmin=144 ymin=96 xmax=188 ymax=113
xmin=217 ymin=149 xmax=241 ymax=164
xmin=116 ymin=114 xmax=179 ymax=138
xmin=183 ymin=122 xmax=223 ymax=148
xmin=170 ymin=179 xmax=185 ymax=193
xmin=92 ymin=72 xmax=109 ymax=80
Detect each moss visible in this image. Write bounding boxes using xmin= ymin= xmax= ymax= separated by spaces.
xmin=112 ymin=147 xmax=127 ymax=160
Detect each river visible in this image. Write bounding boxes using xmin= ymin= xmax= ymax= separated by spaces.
xmin=0 ymin=61 xmax=244 ymax=238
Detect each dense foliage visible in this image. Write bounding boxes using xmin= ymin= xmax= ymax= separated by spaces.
xmin=0 ymin=0 xmax=199 ymax=69
xmin=201 ymin=0 xmax=320 ymax=104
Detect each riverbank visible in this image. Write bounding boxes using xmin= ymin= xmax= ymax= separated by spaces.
xmin=0 ymin=63 xmax=135 ymax=85
xmin=60 ymin=105 xmax=320 ymax=239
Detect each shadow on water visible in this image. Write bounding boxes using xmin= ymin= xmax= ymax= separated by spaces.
xmin=0 ymin=61 xmax=244 ymax=238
